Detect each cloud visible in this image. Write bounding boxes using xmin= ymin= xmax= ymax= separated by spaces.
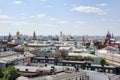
xmin=47 ymin=6 xmax=53 ymax=8
xmin=12 ymin=0 xmax=23 ymax=4
xmin=30 ymin=14 xmax=57 ymax=21
xmin=0 ymin=21 xmax=29 ymax=26
xmin=57 ymin=20 xmax=68 ymax=24
xmin=98 ymin=3 xmax=107 ymax=7
xmin=74 ymin=21 xmax=87 ymax=27
xmin=63 ymin=3 xmax=76 ymax=7
xmin=30 ymin=14 xmax=46 ymax=18
xmin=0 ymin=15 xmax=10 ymax=19
xmin=72 ymin=6 xmax=107 ymax=14
xmin=10 ymin=22 xmax=29 ymax=26
xmin=48 ymin=17 xmax=57 ymax=21
xmin=20 ymin=13 xmax=25 ymax=16
xmin=74 ymin=21 xmax=86 ymax=24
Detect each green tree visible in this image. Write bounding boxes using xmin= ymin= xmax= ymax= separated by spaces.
xmin=84 ymin=56 xmax=93 ymax=61
xmin=1 ymin=66 xmax=20 ymax=80
xmin=90 ymin=51 xmax=95 ymax=55
xmin=100 ymin=58 xmax=107 ymax=67
xmin=73 ymin=56 xmax=79 ymax=61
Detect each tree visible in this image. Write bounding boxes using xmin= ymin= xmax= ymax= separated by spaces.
xmin=100 ymin=58 xmax=107 ymax=67
xmin=90 ymin=51 xmax=95 ymax=55
xmin=73 ymin=56 xmax=79 ymax=61
xmin=1 ymin=66 xmax=20 ymax=80
xmin=84 ymin=56 xmax=93 ymax=61
xmin=60 ymin=50 xmax=68 ymax=59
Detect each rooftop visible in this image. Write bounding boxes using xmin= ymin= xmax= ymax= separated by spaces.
xmin=0 ymin=51 xmax=35 ymax=63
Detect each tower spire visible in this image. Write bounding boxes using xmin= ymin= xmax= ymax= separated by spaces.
xmin=107 ymin=30 xmax=109 ymax=34
xmin=8 ymin=32 xmax=12 ymax=42
xmin=112 ymin=33 xmax=114 ymax=38
xmin=106 ymin=30 xmax=111 ymax=39
xmin=33 ymin=30 xmax=37 ymax=40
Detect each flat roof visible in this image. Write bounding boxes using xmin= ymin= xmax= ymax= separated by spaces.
xmin=15 ymin=65 xmax=65 ymax=72
xmin=34 ymin=57 xmax=55 ymax=59
xmin=0 ymin=52 xmax=35 ymax=63
xmin=0 ymin=51 xmax=18 ymax=57
xmin=68 ymin=52 xmax=97 ymax=57
xmin=15 ymin=66 xmax=40 ymax=72
xmin=62 ymin=60 xmax=85 ymax=63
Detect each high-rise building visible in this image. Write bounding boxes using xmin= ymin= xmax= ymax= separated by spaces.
xmin=59 ymin=32 xmax=63 ymax=42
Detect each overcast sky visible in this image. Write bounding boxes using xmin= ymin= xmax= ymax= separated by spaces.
xmin=0 ymin=0 xmax=120 ymax=36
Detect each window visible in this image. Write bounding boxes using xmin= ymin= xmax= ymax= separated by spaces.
xmin=25 ymin=69 xmax=28 ymax=72
xmin=17 ymin=69 xmax=19 ymax=71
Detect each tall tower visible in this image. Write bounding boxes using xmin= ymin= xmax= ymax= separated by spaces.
xmin=82 ymin=36 xmax=85 ymax=46
xmin=8 ymin=33 xmax=12 ymax=42
xmin=15 ymin=30 xmax=21 ymax=44
xmin=16 ymin=30 xmax=20 ymax=39
xmin=105 ymin=30 xmax=111 ymax=45
xmin=111 ymin=33 xmax=114 ymax=39
xmin=106 ymin=30 xmax=111 ymax=39
xmin=59 ymin=32 xmax=63 ymax=42
xmin=33 ymin=31 xmax=37 ymax=40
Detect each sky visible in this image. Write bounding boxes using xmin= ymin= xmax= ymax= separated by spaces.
xmin=0 ymin=0 xmax=120 ymax=36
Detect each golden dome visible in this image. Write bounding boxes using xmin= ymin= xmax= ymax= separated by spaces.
xmin=16 ymin=31 xmax=20 ymax=36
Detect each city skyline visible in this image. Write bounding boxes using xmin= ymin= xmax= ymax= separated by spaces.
xmin=0 ymin=0 xmax=120 ymax=36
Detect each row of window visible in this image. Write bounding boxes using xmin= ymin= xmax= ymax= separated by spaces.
xmin=84 ymin=67 xmax=113 ymax=73
xmin=32 ymin=59 xmax=115 ymax=74
xmin=32 ymin=60 xmax=54 ymax=63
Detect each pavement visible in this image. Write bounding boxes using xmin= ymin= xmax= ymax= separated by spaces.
xmin=85 ymin=70 xmax=109 ymax=80
xmin=29 ymin=70 xmax=110 ymax=80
